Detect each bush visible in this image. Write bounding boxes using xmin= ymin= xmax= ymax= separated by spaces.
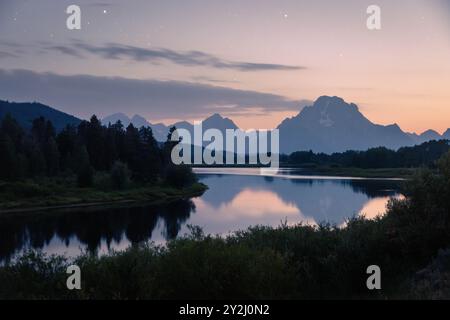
xmin=0 ymin=181 xmax=50 ymax=198
xmin=110 ymin=161 xmax=130 ymax=190
xmin=77 ymin=164 xmax=94 ymax=187
xmin=0 ymin=234 xmax=296 ymax=300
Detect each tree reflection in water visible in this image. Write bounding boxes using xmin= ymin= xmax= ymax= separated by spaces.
xmin=0 ymin=200 xmax=195 ymax=262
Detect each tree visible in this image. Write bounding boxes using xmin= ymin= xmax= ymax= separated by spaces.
xmin=44 ymin=137 xmax=60 ymax=176
xmin=138 ymin=126 xmax=161 ymax=182
xmin=0 ymin=115 xmax=26 ymax=180
xmin=57 ymin=125 xmax=78 ymax=172
xmin=26 ymin=142 xmax=46 ymax=177
xmin=165 ymin=164 xmax=197 ymax=189
xmin=76 ymin=145 xmax=93 ymax=187
xmin=1 ymin=113 xmax=24 ymax=148
xmin=31 ymin=117 xmax=55 ymax=145
xmin=0 ymin=135 xmax=19 ymax=180
xmin=77 ymin=164 xmax=94 ymax=188
xmin=110 ymin=161 xmax=130 ymax=190
xmin=0 ymin=113 xmax=199 ymax=188
xmin=78 ymin=116 xmax=107 ymax=171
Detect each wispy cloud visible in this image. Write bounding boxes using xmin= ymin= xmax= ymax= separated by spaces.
xmin=0 ymin=39 xmax=305 ymax=72
xmin=191 ymin=76 xmax=241 ymax=84
xmin=72 ymin=41 xmax=305 ymax=71
xmin=43 ymin=45 xmax=85 ymax=58
xmin=0 ymin=51 xmax=18 ymax=59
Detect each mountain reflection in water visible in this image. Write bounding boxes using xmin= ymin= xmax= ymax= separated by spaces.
xmin=0 ymin=168 xmax=403 ymax=262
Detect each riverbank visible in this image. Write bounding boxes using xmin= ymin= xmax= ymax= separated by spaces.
xmin=295 ymin=166 xmax=416 ymax=178
xmin=0 ymin=179 xmax=207 ymax=213
xmin=193 ymin=165 xmax=415 ymax=179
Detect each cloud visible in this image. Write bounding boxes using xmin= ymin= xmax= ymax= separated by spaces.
xmin=0 ymin=39 xmax=306 ymax=72
xmin=43 ymin=45 xmax=85 ymax=58
xmin=0 ymin=69 xmax=309 ymax=121
xmin=0 ymin=51 xmax=18 ymax=59
xmin=191 ymin=76 xmax=241 ymax=84
xmin=49 ymin=40 xmax=306 ymax=72
xmin=76 ymin=42 xmax=304 ymax=71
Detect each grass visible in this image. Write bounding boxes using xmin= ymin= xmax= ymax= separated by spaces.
xmin=286 ymin=166 xmax=417 ymax=179
xmin=0 ymin=176 xmax=207 ymax=212
xmin=194 ymin=163 xmax=416 ymax=178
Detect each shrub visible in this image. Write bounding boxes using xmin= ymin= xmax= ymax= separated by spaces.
xmin=110 ymin=161 xmax=130 ymax=190
xmin=77 ymin=164 xmax=94 ymax=187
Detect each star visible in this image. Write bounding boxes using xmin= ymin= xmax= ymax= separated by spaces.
xmin=103 ymin=9 xmax=108 ymax=14
xmin=283 ymin=13 xmax=288 ymax=19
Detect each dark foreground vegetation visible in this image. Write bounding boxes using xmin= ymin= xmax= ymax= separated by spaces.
xmin=1 ymin=151 xmax=449 ymax=299
xmin=0 ymin=114 xmax=202 ymax=209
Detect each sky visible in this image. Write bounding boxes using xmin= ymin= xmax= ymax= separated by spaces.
xmin=0 ymin=0 xmax=449 ymax=133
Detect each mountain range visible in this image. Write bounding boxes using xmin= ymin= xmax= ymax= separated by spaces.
xmin=102 ymin=113 xmax=169 ymax=142
xmin=276 ymin=96 xmax=441 ymax=153
xmin=1 ymin=97 xmax=448 ymax=154
xmin=101 ymin=96 xmax=450 ymax=154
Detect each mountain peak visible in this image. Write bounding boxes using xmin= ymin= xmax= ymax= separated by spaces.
xmin=130 ymin=114 xmax=150 ymax=127
xmin=205 ymin=113 xmax=228 ymax=122
xmin=315 ymin=95 xmax=346 ymax=105
xmin=109 ymin=112 xmax=129 ymax=118
xmin=102 ymin=113 xmax=130 ymax=126
xmin=131 ymin=114 xmax=147 ymax=121
xmin=421 ymin=129 xmax=440 ymax=135
xmin=385 ymin=123 xmax=402 ymax=131
xmin=278 ymin=95 xmax=414 ymax=153
xmin=420 ymin=129 xmax=441 ymax=141
xmin=203 ymin=113 xmax=238 ymax=130
xmin=313 ymin=96 xmax=359 ymax=112
xmin=443 ymin=129 xmax=450 ymax=139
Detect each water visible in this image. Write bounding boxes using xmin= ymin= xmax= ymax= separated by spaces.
xmin=0 ymin=168 xmax=403 ymax=262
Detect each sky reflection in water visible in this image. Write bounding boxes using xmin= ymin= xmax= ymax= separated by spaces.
xmin=0 ymin=168 xmax=403 ymax=262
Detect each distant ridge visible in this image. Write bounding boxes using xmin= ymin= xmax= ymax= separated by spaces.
xmin=3 ymin=97 xmax=447 ymax=154
xmin=101 ymin=113 xmax=168 ymax=141
xmin=0 ymin=100 xmax=81 ymax=132
xmin=408 ymin=129 xmax=443 ymax=145
xmin=101 ymin=113 xmax=239 ymax=144
xmin=102 ymin=96 xmax=448 ymax=153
